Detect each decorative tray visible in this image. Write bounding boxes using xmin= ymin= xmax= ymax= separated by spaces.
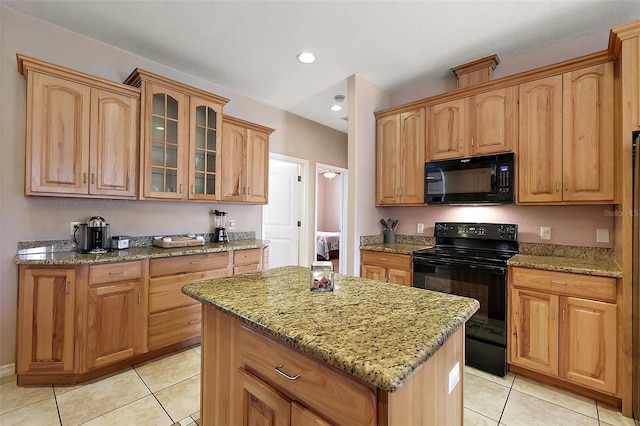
xmin=152 ymin=236 xmax=205 ymax=248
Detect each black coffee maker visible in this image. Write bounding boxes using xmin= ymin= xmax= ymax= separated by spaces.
xmin=213 ymin=210 xmax=229 ymax=243
xmin=74 ymin=216 xmax=111 ymax=254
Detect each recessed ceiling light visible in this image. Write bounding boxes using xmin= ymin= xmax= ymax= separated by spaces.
xmin=297 ymin=52 xmax=316 ymax=64
xmin=330 ymin=105 xmax=343 ymax=112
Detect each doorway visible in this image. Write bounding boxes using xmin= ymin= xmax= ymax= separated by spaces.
xmin=315 ymin=163 xmax=347 ymax=274
xmin=263 ymin=155 xmax=307 ymax=268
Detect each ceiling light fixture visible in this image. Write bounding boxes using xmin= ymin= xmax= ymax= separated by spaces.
xmin=297 ymin=52 xmax=316 ymax=64
xmin=330 ymin=94 xmax=345 ymax=112
xmin=323 ymin=171 xmax=337 ymax=179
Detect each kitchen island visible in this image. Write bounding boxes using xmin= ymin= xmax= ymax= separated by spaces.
xmin=183 ymin=265 xmax=479 ymax=425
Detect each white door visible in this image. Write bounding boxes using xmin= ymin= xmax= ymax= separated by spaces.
xmin=264 ymin=159 xmax=301 ymax=268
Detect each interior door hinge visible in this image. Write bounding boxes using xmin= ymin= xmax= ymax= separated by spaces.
xmin=297 ymin=221 xmax=301 ymax=227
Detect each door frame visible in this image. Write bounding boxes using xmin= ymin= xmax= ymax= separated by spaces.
xmin=262 ymin=153 xmax=309 ymax=266
xmin=315 ymin=162 xmax=348 ymax=274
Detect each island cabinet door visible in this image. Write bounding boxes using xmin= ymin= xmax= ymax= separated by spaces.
xmin=361 ymin=264 xmax=385 ymax=282
xmin=509 ymin=288 xmax=559 ymax=376
xmin=239 ymin=368 xmax=291 ymax=426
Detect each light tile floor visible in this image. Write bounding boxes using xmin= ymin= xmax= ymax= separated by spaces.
xmin=0 ymin=346 xmax=636 ymax=426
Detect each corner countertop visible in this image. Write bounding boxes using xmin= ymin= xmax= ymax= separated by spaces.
xmin=360 ymin=243 xmax=432 ymax=255
xmin=182 ymin=265 xmax=479 ymax=393
xmin=14 ymin=239 xmax=268 ymax=265
xmin=507 ymin=254 xmax=622 ymax=278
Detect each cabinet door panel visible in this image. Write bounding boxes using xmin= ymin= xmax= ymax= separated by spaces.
xmin=291 ymin=401 xmax=331 ymax=426
xmin=360 ymin=264 xmax=386 ymax=282
xmin=188 ymin=96 xmax=222 ymax=200
xmin=28 ymin=73 xmax=90 ymax=194
xmin=376 ymin=115 xmax=400 ymax=204
xmin=17 ymin=268 xmax=76 ymax=373
xmin=220 ymin=121 xmax=246 ymax=201
xmin=560 ymin=297 xmax=616 ymax=393
xmin=427 ymin=99 xmax=466 ymax=160
xmin=246 ymin=129 xmax=269 ymax=203
xmin=509 ymin=288 xmax=559 ymax=375
xmin=90 ymin=88 xmax=138 ymax=197
xmin=86 ymin=281 xmax=145 ymax=369
xmin=472 ymin=86 xmax=517 ymax=155
xmin=388 ymin=268 xmax=411 ymax=286
xmin=518 ymin=75 xmax=563 ymax=203
xmin=562 ymin=62 xmax=614 ymax=202
xmin=399 ymin=109 xmax=426 ymax=204
xmin=239 ymin=368 xmax=291 ymax=426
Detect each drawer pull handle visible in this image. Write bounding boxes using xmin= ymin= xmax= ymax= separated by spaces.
xmin=109 ymin=271 xmax=124 ymax=275
xmin=551 ymin=280 xmax=566 ymax=285
xmin=275 ymin=364 xmax=300 ymax=381
xmin=188 ymin=319 xmax=201 ymax=325
xmin=190 ymin=261 xmax=201 ymax=265
xmin=379 ymin=258 xmax=389 ymax=261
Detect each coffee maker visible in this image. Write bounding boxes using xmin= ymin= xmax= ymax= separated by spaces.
xmin=213 ymin=210 xmax=229 ymax=243
xmin=74 ymin=216 xmax=111 ymax=254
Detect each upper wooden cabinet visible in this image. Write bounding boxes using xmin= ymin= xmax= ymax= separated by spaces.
xmin=18 ymin=55 xmax=139 ymax=199
xmin=124 ymin=69 xmax=228 ymax=201
xmin=376 ymin=108 xmax=426 ymax=205
xmin=221 ymin=116 xmax=273 ymax=204
xmin=427 ymin=86 xmax=517 ymax=160
xmin=518 ymin=62 xmax=614 ymax=204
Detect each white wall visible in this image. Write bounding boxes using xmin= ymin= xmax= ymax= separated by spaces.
xmin=0 ymin=6 xmax=347 ymax=367
xmin=317 ymin=174 xmax=341 ymax=232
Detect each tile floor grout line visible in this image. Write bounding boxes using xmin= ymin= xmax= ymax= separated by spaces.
xmin=132 ymin=364 xmax=176 ymax=424
xmin=497 ymin=380 xmax=514 ymax=425
xmin=52 ymin=384 xmax=63 ymax=426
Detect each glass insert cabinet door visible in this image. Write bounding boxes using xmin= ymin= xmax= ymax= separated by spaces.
xmin=146 ymin=84 xmax=187 ymax=199
xmin=189 ymin=97 xmax=222 ymax=200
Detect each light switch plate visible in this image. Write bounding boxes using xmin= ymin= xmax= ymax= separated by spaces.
xmin=417 ymin=223 xmax=424 ymax=234
xmin=596 ymin=228 xmax=609 ymax=243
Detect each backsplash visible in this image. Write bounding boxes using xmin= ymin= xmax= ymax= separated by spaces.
xmin=17 ymin=231 xmax=256 ymax=254
xmin=360 ymin=234 xmax=434 ymax=246
xmin=518 ymin=242 xmax=614 ymax=260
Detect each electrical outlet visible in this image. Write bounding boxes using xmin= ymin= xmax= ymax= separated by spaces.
xmin=540 ymin=226 xmax=551 ymax=240
xmin=228 ymin=220 xmax=236 ymax=230
xmin=417 ymin=223 xmax=424 ymax=234
xmin=70 ymin=221 xmax=80 ymax=236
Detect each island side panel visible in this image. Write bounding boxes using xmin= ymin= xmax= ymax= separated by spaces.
xmin=377 ymin=326 xmax=464 ymax=426
xmin=201 ymin=304 xmax=240 ymax=425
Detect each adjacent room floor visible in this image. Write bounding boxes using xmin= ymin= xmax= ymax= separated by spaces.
xmin=0 ymin=345 xmax=635 ymax=426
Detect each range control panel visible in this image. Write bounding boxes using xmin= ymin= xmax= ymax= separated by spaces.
xmin=434 ymin=222 xmax=518 ymax=241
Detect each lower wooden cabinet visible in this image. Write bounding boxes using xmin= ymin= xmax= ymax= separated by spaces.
xmin=16 ymin=267 xmax=77 ymax=374
xmin=509 ymin=267 xmax=617 ymax=394
xmin=16 ymin=247 xmax=265 ymax=384
xmin=360 ymin=250 xmax=412 ymax=286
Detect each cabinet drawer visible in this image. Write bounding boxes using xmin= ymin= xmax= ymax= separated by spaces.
xmin=150 ymin=252 xmax=230 ymax=277
xmin=233 ymin=264 xmax=260 ymax=275
xmin=511 ymin=267 xmax=616 ymax=302
xmin=148 ymin=304 xmax=201 ymax=350
xmin=239 ymin=325 xmax=376 ymax=426
xmin=233 ymin=248 xmax=262 ymax=266
xmin=89 ymin=261 xmax=142 ymax=285
xmin=149 ymin=269 xmax=230 ymax=313
xmin=361 ymin=250 xmax=411 ymax=270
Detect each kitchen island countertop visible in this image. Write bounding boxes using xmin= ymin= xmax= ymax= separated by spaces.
xmin=182 ymin=265 xmax=479 ymax=392
xmin=14 ymin=239 xmax=268 ymax=265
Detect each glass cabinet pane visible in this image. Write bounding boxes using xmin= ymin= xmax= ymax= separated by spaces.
xmin=207 ymin=130 xmax=217 ymax=150
xmin=152 ymin=117 xmax=165 ymax=141
xmin=207 ymin=109 xmax=216 ymax=128
xmin=207 ymin=153 xmax=216 ymax=173
xmin=191 ymin=104 xmax=219 ymax=196
xmin=167 ymin=96 xmax=178 ymax=119
xmin=166 ymin=170 xmax=177 ymax=192
xmin=195 ymin=151 xmax=205 ymax=172
xmin=195 ymin=127 xmax=205 ymax=149
xmin=166 ymin=120 xmax=178 ymax=144
xmin=166 ymin=146 xmax=178 ymax=168
xmin=194 ymin=174 xmax=204 ymax=194
xmin=152 ymin=143 xmax=164 ymax=167
xmin=206 ymin=175 xmax=216 ymax=195
xmin=196 ymin=106 xmax=206 ymax=127
xmin=151 ymin=168 xmax=164 ymax=192
xmin=152 ymin=94 xmax=165 ymax=115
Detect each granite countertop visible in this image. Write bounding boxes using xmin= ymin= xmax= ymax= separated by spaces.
xmin=182 ymin=265 xmax=479 ymax=393
xmin=507 ymin=254 xmax=622 ymax=278
xmin=360 ymin=243 xmax=432 ymax=255
xmin=14 ymin=239 xmax=268 ymax=265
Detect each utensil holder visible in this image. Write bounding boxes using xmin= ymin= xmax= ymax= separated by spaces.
xmin=383 ymin=230 xmax=396 ymax=244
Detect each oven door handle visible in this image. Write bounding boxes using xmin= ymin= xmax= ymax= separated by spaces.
xmin=413 ymin=257 xmax=507 ymax=274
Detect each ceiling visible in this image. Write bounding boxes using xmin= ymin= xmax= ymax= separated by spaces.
xmin=3 ymin=1 xmax=639 ymax=133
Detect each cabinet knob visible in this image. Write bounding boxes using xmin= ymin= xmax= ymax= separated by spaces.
xmin=137 ymin=293 xmax=142 ymax=304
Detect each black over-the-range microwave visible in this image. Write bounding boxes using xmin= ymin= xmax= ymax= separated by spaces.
xmin=424 ymin=152 xmax=515 ymax=205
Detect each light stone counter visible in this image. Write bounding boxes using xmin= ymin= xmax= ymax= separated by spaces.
xmin=182 ymin=265 xmax=479 ymax=392
xmin=507 ymin=254 xmax=622 ymax=278
xmin=359 ymin=242 xmax=432 ymax=255
xmin=14 ymin=239 xmax=268 ymax=265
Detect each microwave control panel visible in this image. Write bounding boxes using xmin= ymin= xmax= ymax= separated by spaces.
xmin=497 ymin=164 xmax=511 ymax=193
